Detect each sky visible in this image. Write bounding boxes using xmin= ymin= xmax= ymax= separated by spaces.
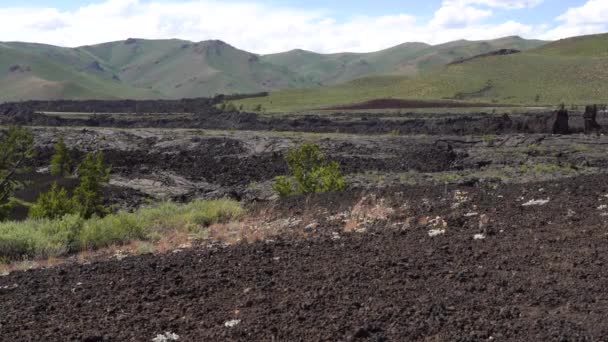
xmin=0 ymin=0 xmax=606 ymax=54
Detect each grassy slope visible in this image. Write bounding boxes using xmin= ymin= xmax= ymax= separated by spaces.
xmin=261 ymin=36 xmax=546 ymax=86
xmin=0 ymin=45 xmax=159 ymax=102
xmin=81 ymin=39 xmax=309 ymax=97
xmin=0 ymin=36 xmax=546 ymax=100
xmin=235 ymin=34 xmax=608 ymax=112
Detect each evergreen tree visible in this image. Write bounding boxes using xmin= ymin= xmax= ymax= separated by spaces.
xmin=50 ymin=136 xmax=73 ymax=177
xmin=0 ymin=127 xmax=34 ymax=220
xmin=29 ymin=182 xmax=76 ymax=219
xmin=73 ymin=152 xmax=111 ymax=219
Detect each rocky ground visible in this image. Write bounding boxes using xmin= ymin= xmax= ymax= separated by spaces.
xmin=2 ymin=99 xmax=608 ymax=341
xmin=20 ymin=126 xmax=608 ymax=205
xmin=2 ymin=174 xmax=608 ymax=341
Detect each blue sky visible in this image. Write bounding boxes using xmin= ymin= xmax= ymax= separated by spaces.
xmin=10 ymin=0 xmax=589 ymax=20
xmin=0 ymin=0 xmax=606 ymax=53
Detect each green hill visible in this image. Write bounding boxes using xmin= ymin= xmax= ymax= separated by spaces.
xmin=0 ymin=36 xmax=546 ymax=101
xmin=234 ymin=34 xmax=608 ymax=112
xmin=0 ymin=44 xmax=159 ymax=102
xmin=261 ymin=36 xmax=545 ymax=85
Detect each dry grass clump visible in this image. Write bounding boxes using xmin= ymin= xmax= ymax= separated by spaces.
xmin=0 ymin=199 xmax=244 ymax=261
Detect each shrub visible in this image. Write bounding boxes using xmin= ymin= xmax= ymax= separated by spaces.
xmin=73 ymin=152 xmax=111 ymax=219
xmin=29 ymin=183 xmax=76 ymax=220
xmin=0 ymin=214 xmax=83 ymax=259
xmin=0 ymin=199 xmax=244 ymax=260
xmin=274 ymin=144 xmax=348 ymax=197
xmin=50 ymin=136 xmax=73 ymax=177
xmin=273 ymin=176 xmax=295 ymax=197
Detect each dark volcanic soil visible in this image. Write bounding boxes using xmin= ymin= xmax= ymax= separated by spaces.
xmin=3 ymin=174 xmax=608 ymax=341
xmin=3 ymin=100 xmax=602 ymax=136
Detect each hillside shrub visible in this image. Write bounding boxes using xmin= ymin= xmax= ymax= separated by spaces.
xmin=274 ymin=144 xmax=347 ymax=197
xmin=29 ymin=182 xmax=76 ymax=220
xmin=0 ymin=199 xmax=244 ymax=260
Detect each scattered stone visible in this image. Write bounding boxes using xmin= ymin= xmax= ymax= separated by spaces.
xmin=428 ymin=216 xmax=448 ymax=228
xmin=473 ymin=234 xmax=486 ymax=240
xmin=287 ymin=219 xmax=303 ymax=229
xmin=303 ymin=222 xmax=318 ymax=232
xmin=464 ymin=212 xmax=479 ymax=217
xmin=452 ymin=190 xmax=470 ymax=208
xmin=522 ymin=199 xmax=550 ymax=207
xmin=224 ymin=319 xmax=241 ymax=328
xmin=152 ymin=332 xmax=180 ymax=342
xmin=114 ymin=251 xmax=128 ymax=260
xmin=428 ymin=229 xmax=446 ymax=237
xmin=0 ymin=283 xmax=18 ymax=290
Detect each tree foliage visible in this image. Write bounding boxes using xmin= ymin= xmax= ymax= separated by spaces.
xmin=50 ymin=136 xmax=73 ymax=177
xmin=73 ymin=152 xmax=111 ymax=219
xmin=273 ymin=144 xmax=347 ymax=197
xmin=0 ymin=127 xmax=35 ymax=220
xmin=29 ymin=182 xmax=76 ymax=220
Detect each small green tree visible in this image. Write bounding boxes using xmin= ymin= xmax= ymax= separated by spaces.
xmin=73 ymin=152 xmax=111 ymax=219
xmin=0 ymin=127 xmax=35 ymax=220
xmin=273 ymin=144 xmax=347 ymax=197
xmin=50 ymin=136 xmax=73 ymax=177
xmin=29 ymin=182 xmax=76 ymax=219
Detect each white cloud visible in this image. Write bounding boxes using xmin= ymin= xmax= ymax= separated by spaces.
xmin=443 ymin=0 xmax=544 ymax=10
xmin=429 ymin=0 xmax=545 ymax=30
xmin=0 ymin=0 xmax=552 ymax=54
xmin=430 ymin=4 xmax=492 ymax=28
xmin=542 ymin=0 xmax=608 ymax=40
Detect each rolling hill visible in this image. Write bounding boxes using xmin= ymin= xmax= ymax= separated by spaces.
xmin=234 ymin=33 xmax=608 ymax=112
xmin=261 ymin=36 xmax=545 ymax=85
xmin=0 ymin=43 xmax=160 ymax=101
xmin=0 ymin=36 xmax=546 ymax=102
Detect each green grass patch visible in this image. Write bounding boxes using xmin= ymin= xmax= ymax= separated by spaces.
xmin=234 ymin=35 xmax=608 ymax=113
xmin=0 ymin=199 xmax=244 ymax=260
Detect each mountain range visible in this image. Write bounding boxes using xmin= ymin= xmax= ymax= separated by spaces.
xmin=0 ymin=36 xmax=546 ymax=102
xmin=232 ymin=33 xmax=608 ymax=112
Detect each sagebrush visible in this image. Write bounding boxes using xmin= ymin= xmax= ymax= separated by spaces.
xmin=274 ymin=144 xmax=347 ymax=197
xmin=0 ymin=199 xmax=244 ymax=260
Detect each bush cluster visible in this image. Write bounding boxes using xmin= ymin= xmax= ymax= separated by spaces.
xmin=0 ymin=199 xmax=244 ymax=260
xmin=273 ymin=144 xmax=348 ymax=197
